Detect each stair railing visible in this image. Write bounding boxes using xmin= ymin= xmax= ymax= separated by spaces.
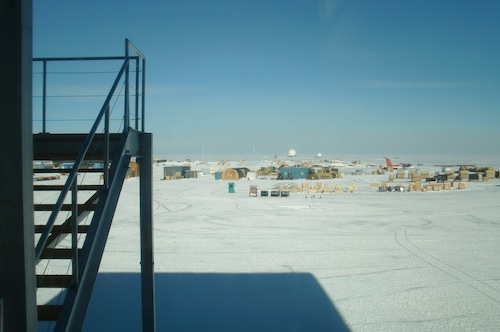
xmin=34 ymin=39 xmax=146 ymax=261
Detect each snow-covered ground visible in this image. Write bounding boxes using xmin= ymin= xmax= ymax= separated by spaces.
xmin=36 ymin=156 xmax=500 ymax=331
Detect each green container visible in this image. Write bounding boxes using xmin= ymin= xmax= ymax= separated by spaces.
xmin=228 ymin=182 xmax=235 ymax=193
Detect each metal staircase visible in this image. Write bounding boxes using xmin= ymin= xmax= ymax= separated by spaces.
xmin=32 ymin=40 xmax=155 ymax=331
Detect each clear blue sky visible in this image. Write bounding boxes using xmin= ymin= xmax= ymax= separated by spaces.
xmin=34 ymin=0 xmax=500 ymax=159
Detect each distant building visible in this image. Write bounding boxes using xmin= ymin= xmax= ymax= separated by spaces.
xmin=163 ymin=166 xmax=191 ymax=179
xmin=221 ymin=167 xmax=251 ymax=180
xmin=185 ymin=170 xmax=198 ymax=179
xmin=278 ymin=167 xmax=311 ymax=180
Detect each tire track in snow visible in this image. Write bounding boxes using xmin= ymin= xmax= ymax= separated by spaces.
xmin=467 ymin=214 xmax=500 ymax=226
xmin=394 ymin=226 xmax=500 ymax=305
xmin=121 ymin=185 xmax=193 ymax=214
xmin=154 ymin=199 xmax=192 ymax=214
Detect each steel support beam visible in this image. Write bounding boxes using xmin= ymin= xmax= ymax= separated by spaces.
xmin=139 ymin=133 xmax=156 ymax=331
xmin=0 ymin=0 xmax=37 ymax=331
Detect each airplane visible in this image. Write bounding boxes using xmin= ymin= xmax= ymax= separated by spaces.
xmin=384 ymin=157 xmax=413 ymax=170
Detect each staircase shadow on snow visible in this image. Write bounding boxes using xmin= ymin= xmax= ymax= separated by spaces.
xmin=68 ymin=272 xmax=350 ymax=331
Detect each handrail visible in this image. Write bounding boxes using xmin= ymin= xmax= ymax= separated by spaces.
xmin=35 ymin=59 xmax=130 ymax=260
xmin=33 ymin=56 xmax=137 ymax=62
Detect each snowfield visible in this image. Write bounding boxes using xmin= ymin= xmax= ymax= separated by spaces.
xmin=38 ymin=158 xmax=500 ymax=331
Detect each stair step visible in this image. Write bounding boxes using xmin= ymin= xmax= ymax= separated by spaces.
xmin=40 ymin=248 xmax=82 ymax=259
xmin=34 ymin=203 xmax=97 ymax=211
xmin=37 ymin=274 xmax=73 ymax=288
xmin=34 ymin=184 xmax=103 ymax=191
xmin=34 ymin=224 xmax=90 ymax=234
xmin=33 ymin=168 xmax=105 ymax=173
xmin=33 ymin=132 xmax=122 ymax=161
xmin=38 ymin=304 xmax=62 ymax=321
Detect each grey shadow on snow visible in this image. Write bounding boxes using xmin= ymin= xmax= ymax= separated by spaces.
xmin=68 ymin=272 xmax=350 ymax=331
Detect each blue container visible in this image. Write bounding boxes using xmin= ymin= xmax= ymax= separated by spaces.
xmin=279 ymin=167 xmax=310 ymax=180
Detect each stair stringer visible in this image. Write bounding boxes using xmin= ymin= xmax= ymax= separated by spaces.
xmin=51 ymin=129 xmax=143 ymax=332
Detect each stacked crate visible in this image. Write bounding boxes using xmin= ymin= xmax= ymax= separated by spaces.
xmin=431 ymin=183 xmax=443 ymax=191
xmin=408 ymin=170 xmax=416 ymax=180
xmin=410 ymin=172 xmax=422 ymax=182
xmin=415 ymin=182 xmax=423 ymax=191
xmin=459 ymin=170 xmax=469 ymax=180
xmin=485 ymin=167 xmax=495 ymax=179
xmin=408 ymin=182 xmax=423 ymax=192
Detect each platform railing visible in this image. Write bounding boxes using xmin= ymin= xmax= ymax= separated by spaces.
xmin=33 ymin=39 xmax=146 ymax=134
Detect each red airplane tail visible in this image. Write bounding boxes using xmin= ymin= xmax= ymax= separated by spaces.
xmin=385 ymin=158 xmax=392 ymax=167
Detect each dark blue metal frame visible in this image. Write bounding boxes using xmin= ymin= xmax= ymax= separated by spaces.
xmin=33 ymin=39 xmax=154 ymax=331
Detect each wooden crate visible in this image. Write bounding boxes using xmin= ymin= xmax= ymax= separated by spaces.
xmin=432 ymin=183 xmax=443 ymax=191
xmin=459 ymin=171 xmax=469 ymax=180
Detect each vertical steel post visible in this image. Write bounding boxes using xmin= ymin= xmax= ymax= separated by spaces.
xmin=0 ymin=0 xmax=37 ymax=330
xmin=71 ymin=177 xmax=79 ymax=285
xmin=104 ymin=105 xmax=110 ymax=189
xmin=42 ymin=60 xmax=47 ymax=133
xmin=124 ymin=39 xmax=130 ymax=130
xmin=135 ymin=58 xmax=139 ymax=130
xmin=141 ymin=58 xmax=146 ymax=132
xmin=139 ymin=133 xmax=155 ymax=331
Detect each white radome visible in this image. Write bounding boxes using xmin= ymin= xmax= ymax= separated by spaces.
xmin=287 ymin=149 xmax=297 ymax=157
xmin=317 ymin=153 xmax=322 ymax=158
